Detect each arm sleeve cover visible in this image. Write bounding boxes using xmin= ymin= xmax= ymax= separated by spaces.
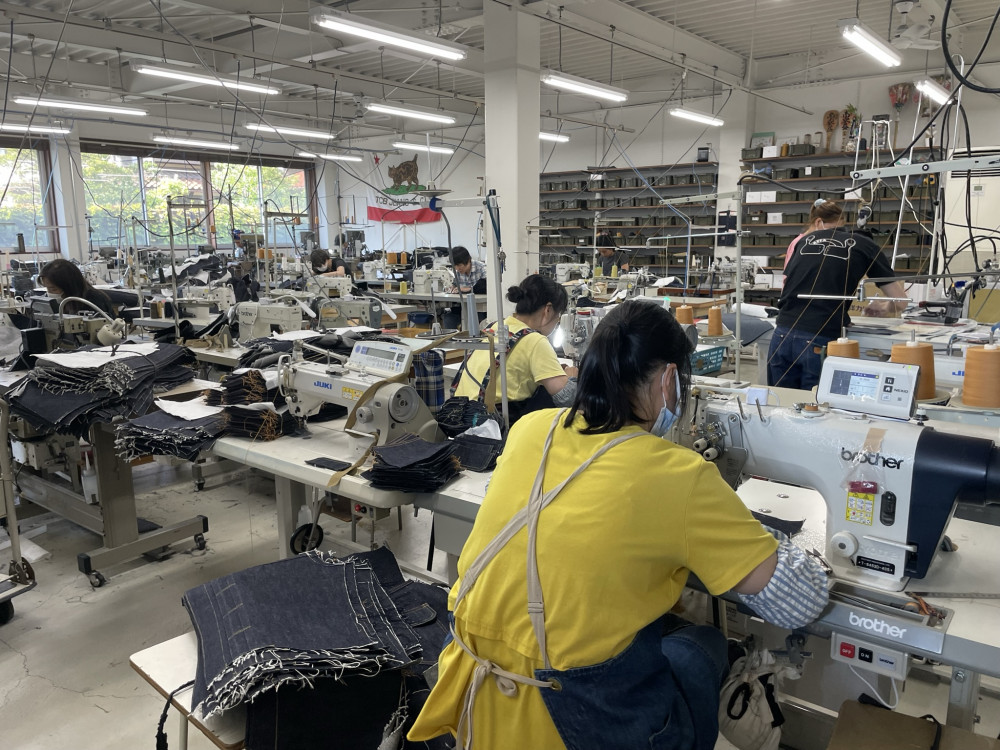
xmin=736 ymin=529 xmax=830 ymax=629
xmin=550 ymin=377 xmax=577 ymax=406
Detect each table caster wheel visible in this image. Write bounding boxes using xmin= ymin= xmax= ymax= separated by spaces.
xmin=194 ymin=533 xmax=207 ymax=551
xmin=195 ymin=480 xmax=205 ymax=492
xmin=290 ymin=524 xmax=324 ymax=555
xmin=0 ymin=600 xmax=13 ymax=625
xmin=88 ymin=572 xmax=107 ymax=589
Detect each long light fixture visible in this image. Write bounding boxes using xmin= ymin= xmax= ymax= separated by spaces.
xmin=914 ymin=77 xmax=952 ymax=105
xmin=541 ymin=71 xmax=628 ymax=103
xmin=12 ymin=96 xmax=147 ymax=116
xmin=365 ymin=102 xmax=455 ymax=125
xmin=539 ymin=131 xmax=570 ymax=143
xmin=669 ymin=107 xmax=725 ymax=127
xmin=312 ymin=10 xmax=467 ymax=61
xmin=153 ymin=135 xmax=241 ymax=151
xmin=134 ymin=64 xmax=280 ymax=95
xmin=0 ymin=122 xmax=71 ymax=134
xmin=392 ymin=141 xmax=454 ymax=155
xmin=298 ymin=151 xmax=363 ymax=163
xmin=839 ymin=19 xmax=902 ymax=67
xmin=245 ymin=123 xmax=334 ymax=140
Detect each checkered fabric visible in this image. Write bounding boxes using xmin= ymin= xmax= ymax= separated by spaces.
xmin=414 ymin=349 xmax=445 ymax=414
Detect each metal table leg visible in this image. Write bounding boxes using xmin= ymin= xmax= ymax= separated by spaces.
xmin=947 ymin=667 xmax=981 ymax=730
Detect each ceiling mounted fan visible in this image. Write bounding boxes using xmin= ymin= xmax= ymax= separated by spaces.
xmin=891 ymin=0 xmax=941 ymax=50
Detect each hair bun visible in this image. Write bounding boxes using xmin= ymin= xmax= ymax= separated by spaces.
xmin=506 ymin=285 xmax=525 ymax=303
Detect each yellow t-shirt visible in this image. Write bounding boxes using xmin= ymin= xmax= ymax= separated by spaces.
xmin=454 ymin=317 xmax=565 ymax=402
xmin=408 ymin=409 xmax=778 ymax=748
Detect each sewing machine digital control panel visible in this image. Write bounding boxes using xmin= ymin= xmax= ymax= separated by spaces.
xmin=817 ymin=357 xmax=919 ymax=420
xmin=347 ymin=341 xmax=412 ymax=377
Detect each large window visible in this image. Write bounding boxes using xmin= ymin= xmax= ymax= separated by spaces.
xmin=209 ymin=162 xmax=261 ymax=245
xmin=80 ymin=153 xmax=146 ymax=248
xmin=261 ymin=165 xmax=308 ymax=247
xmin=0 ymin=145 xmax=55 ymax=251
xmin=142 ymin=156 xmax=209 ymax=249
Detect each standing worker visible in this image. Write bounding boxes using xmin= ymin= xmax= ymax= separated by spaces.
xmin=408 ymin=300 xmax=829 ymax=749
xmin=443 ymin=246 xmax=488 ymax=331
xmin=595 ymin=229 xmax=629 ymax=275
xmin=453 ymin=275 xmax=576 ymax=424
xmin=768 ymin=199 xmax=907 ymax=390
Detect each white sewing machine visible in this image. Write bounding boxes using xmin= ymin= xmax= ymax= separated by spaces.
xmin=176 ymin=286 xmax=237 ymax=326
xmin=236 ymin=299 xmax=311 ymax=342
xmin=307 ymin=275 xmax=354 ymax=297
xmin=412 ymin=268 xmax=454 ymax=294
xmin=555 ymin=263 xmax=591 ymax=283
xmin=681 ymin=357 xmax=1000 ymax=592
xmin=316 ymin=297 xmax=383 ymax=329
xmin=361 ymin=261 xmax=384 ymax=281
xmin=278 ymin=339 xmax=441 ymax=444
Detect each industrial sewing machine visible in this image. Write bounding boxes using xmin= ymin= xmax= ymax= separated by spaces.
xmin=555 ymin=263 xmax=591 ymax=283
xmin=175 ymin=286 xmax=236 ymax=327
xmin=236 ymin=299 xmax=311 ymax=342
xmin=316 ymin=297 xmax=383 ymax=329
xmin=278 ymin=339 xmax=441 ymax=444
xmin=681 ymin=357 xmax=1000 ymax=592
xmin=307 ymin=275 xmax=354 ymax=297
xmin=412 ymin=268 xmax=454 ymax=294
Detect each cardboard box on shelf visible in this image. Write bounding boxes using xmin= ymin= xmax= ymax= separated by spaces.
xmin=767 ymin=212 xmax=783 ymax=224
xmin=762 ymin=145 xmax=779 ymax=158
xmin=826 ymin=701 xmax=1000 ymax=750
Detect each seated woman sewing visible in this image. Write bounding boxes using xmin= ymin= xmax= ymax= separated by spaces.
xmin=39 ymin=259 xmax=114 ymax=317
xmin=409 ymin=299 xmax=830 ymax=750
xmin=452 ymin=274 xmax=577 ymax=424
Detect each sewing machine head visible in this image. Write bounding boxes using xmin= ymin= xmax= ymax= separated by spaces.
xmin=278 ymin=339 xmax=441 ymax=444
xmin=308 ymin=275 xmax=354 ymax=297
xmin=316 ymin=297 xmax=382 ymax=329
xmin=236 ymin=299 xmax=309 ymax=342
xmin=682 ymin=357 xmax=1000 ymax=592
xmin=555 ymin=263 xmax=591 ymax=283
xmin=412 ymin=268 xmax=454 ymax=294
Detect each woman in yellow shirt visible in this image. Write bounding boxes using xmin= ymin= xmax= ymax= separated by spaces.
xmin=409 ymin=299 xmax=829 ymax=750
xmin=454 ymin=274 xmax=577 ymax=423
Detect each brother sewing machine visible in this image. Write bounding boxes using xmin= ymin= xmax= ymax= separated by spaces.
xmin=555 ymin=263 xmax=591 ymax=283
xmin=681 ymin=356 xmax=1000 ymax=592
xmin=307 ymin=275 xmax=354 ymax=297
xmin=412 ymin=268 xmax=454 ymax=294
xmin=278 ymin=339 xmax=441 ymax=444
xmin=236 ymin=298 xmax=311 ymax=342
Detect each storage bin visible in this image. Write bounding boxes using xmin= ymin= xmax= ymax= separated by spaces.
xmin=741 ymin=147 xmax=764 ymax=160
xmin=788 ymin=143 xmax=816 ymax=156
xmin=820 ymin=165 xmax=846 ymax=177
xmin=777 ymin=191 xmax=797 ymax=202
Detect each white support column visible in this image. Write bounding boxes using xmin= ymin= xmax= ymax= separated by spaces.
xmin=714 ymin=89 xmax=754 ymax=258
xmin=48 ymin=134 xmax=89 ymax=261
xmin=484 ymin=1 xmax=540 ymax=314
xmin=315 ymin=165 xmax=340 ymax=251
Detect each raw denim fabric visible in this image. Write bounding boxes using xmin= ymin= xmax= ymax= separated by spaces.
xmin=183 ymin=551 xmax=422 ymax=718
xmin=363 ymin=434 xmax=461 ymax=493
xmin=115 ymin=410 xmax=227 ymax=461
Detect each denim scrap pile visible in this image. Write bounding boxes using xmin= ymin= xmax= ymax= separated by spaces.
xmin=7 ymin=343 xmax=195 ymax=436
xmin=363 ymin=433 xmax=461 ymax=493
xmin=114 ymin=410 xmax=227 ymax=461
xmin=222 ymin=404 xmax=299 ymax=440
xmin=204 ymin=369 xmax=271 ymax=406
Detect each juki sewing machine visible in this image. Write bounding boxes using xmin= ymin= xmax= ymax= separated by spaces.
xmin=681 ymin=356 xmax=1000 ymax=592
xmin=277 ymin=339 xmax=441 ymax=444
xmin=412 ymin=268 xmax=454 ymax=294
xmin=236 ymin=299 xmax=310 ymax=342
xmin=555 ymin=263 xmax=591 ymax=283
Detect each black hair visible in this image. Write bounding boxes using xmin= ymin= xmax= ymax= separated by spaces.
xmin=39 ymin=259 xmax=112 ymax=315
xmin=565 ymin=299 xmax=693 ymax=434
xmin=450 ymin=246 xmax=471 ymax=266
xmin=309 ymin=249 xmax=331 ymax=272
xmin=506 ymin=274 xmax=568 ymax=316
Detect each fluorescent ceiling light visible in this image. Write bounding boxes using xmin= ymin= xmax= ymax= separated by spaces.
xmin=153 ymin=135 xmax=241 ymax=151
xmin=539 ymin=131 xmax=570 ymax=143
xmin=0 ymin=122 xmax=71 ymax=134
xmin=134 ymin=64 xmax=280 ymax=95
xmin=669 ymin=107 xmax=725 ymax=127
xmin=392 ymin=141 xmax=454 ymax=155
xmin=312 ymin=10 xmax=467 ymax=61
xmin=298 ymin=151 xmax=363 ymax=163
xmin=541 ymin=71 xmax=628 ymax=103
xmin=365 ymin=102 xmax=455 ymax=125
xmin=12 ymin=96 xmax=147 ymax=116
xmin=839 ymin=19 xmax=902 ymax=67
xmin=245 ymin=123 xmax=334 ymax=140
xmin=914 ymin=77 xmax=952 ymax=105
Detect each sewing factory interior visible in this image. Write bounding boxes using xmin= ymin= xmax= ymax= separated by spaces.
xmin=3 ymin=0 xmax=1000 ymax=748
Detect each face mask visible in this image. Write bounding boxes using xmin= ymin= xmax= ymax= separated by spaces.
xmin=650 ymin=368 xmax=683 ymax=438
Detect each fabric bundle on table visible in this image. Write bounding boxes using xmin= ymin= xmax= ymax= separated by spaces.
xmin=204 ymin=369 xmax=271 ymax=406
xmin=115 ymin=409 xmax=227 ymax=461
xmin=235 ymin=330 xmax=402 ymax=370
xmin=363 ymin=433 xmax=460 ymax=493
xmin=435 ymin=395 xmax=498 ymax=438
xmin=8 ymin=343 xmax=195 ymax=436
xmin=222 ymin=404 xmax=298 ymax=440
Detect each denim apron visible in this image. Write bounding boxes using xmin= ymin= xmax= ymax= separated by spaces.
xmin=449 ymin=410 xmax=719 ymax=750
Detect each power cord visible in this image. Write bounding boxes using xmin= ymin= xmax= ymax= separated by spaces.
xmin=850 ymin=665 xmax=899 ymax=709
xmin=155 ymin=679 xmax=194 ymax=750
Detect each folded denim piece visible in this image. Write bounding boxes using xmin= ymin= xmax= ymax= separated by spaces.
xmin=115 ymin=410 xmax=228 ymax=460
xmin=364 ymin=434 xmax=461 ymax=493
xmin=183 ymin=551 xmax=422 ymax=718
xmin=451 ymin=433 xmax=504 ymax=472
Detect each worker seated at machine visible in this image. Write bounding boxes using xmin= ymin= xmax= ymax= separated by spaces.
xmin=310 ymin=249 xmax=351 ymax=278
xmin=39 ymin=259 xmax=115 ymax=317
xmin=453 ymin=275 xmax=577 ymax=425
xmin=442 ymin=246 xmax=487 ymax=331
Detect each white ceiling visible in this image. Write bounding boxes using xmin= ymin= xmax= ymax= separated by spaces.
xmin=0 ymin=0 xmax=996 ymax=148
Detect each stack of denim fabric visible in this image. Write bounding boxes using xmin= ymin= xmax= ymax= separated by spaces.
xmin=364 ymin=433 xmax=460 ymax=492
xmin=235 ymin=330 xmax=403 ymax=370
xmin=115 ymin=410 xmax=227 ymax=461
xmin=204 ymin=369 xmax=270 ymax=406
xmin=435 ymin=396 xmax=497 ymax=438
xmin=222 ymin=404 xmax=299 ymax=440
xmin=8 ymin=344 xmax=195 ymax=436
xmin=183 ymin=547 xmax=451 ymax=749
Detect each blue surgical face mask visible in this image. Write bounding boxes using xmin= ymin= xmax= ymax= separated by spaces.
xmin=650 ymin=368 xmax=683 ymax=438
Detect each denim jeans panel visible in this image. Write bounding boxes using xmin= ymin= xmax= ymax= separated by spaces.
xmin=766 ymin=326 xmax=831 ymax=390
xmin=536 ymin=618 xmax=683 ymax=750
xmin=657 ymin=626 xmax=729 ymax=750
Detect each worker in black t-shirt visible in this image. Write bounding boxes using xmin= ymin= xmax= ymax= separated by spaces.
xmin=767 ymin=200 xmax=907 ymax=390
xmin=595 ymin=229 xmax=629 ymax=275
